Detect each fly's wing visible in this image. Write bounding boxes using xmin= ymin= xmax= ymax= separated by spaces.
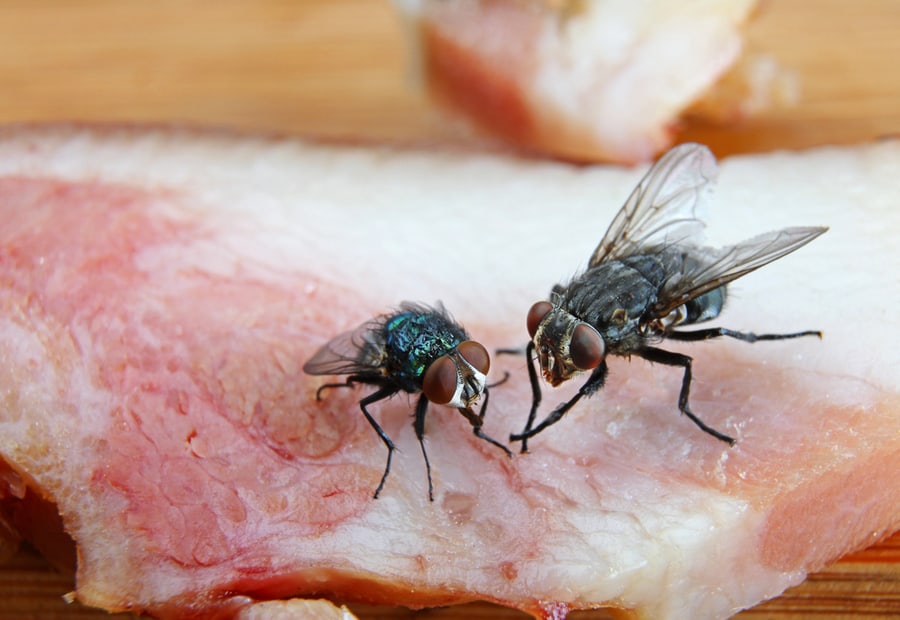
xmin=589 ymin=143 xmax=716 ymax=267
xmin=653 ymin=226 xmax=828 ymax=317
xmin=302 ymin=318 xmax=387 ymax=377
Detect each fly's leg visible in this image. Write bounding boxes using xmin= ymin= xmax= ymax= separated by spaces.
xmin=357 ymin=385 xmax=401 ymax=499
xmin=315 ymin=373 xmax=380 ymax=400
xmin=458 ymin=389 xmax=514 ymax=459
xmin=510 ymin=360 xmax=609 ymax=447
xmin=496 ymin=347 xmax=527 ymax=355
xmin=315 ymin=381 xmax=352 ymax=400
xmin=637 ymin=347 xmax=736 ymax=445
xmin=521 ymin=341 xmax=543 ymax=452
xmin=412 ymin=394 xmax=435 ymax=502
xmin=660 ymin=327 xmax=820 ymax=443
xmin=508 ymin=341 xmax=543 ymax=452
xmin=667 ymin=327 xmax=822 ymax=342
xmin=487 ymin=371 xmax=511 ymax=389
xmin=497 ymin=343 xmax=541 ymax=452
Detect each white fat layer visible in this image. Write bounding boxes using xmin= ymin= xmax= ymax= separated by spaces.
xmin=318 ymin=476 xmax=801 ymax=619
xmin=1 ymin=128 xmax=895 ymax=389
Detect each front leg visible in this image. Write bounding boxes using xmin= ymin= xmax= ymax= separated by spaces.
xmin=510 ymin=361 xmax=608 ymax=448
xmin=457 ymin=389 xmax=513 ymax=459
xmin=510 ymin=341 xmax=543 ymax=453
xmin=496 ymin=343 xmax=535 ymax=452
xmin=637 ymin=347 xmax=735 ymax=445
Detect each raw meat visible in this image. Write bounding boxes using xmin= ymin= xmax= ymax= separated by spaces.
xmin=395 ymin=0 xmax=759 ymax=163
xmin=0 ymin=126 xmax=897 ymax=619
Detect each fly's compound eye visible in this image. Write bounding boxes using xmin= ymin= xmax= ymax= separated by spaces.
xmin=570 ymin=323 xmax=605 ymax=371
xmin=527 ymin=301 xmax=554 ymax=338
xmin=457 ymin=340 xmax=490 ymax=375
xmin=422 ymin=355 xmax=459 ymax=405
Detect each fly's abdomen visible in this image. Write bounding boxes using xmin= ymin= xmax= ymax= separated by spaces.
xmin=683 ymin=286 xmax=726 ymax=324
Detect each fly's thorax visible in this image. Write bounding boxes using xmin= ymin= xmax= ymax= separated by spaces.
xmin=422 ymin=341 xmax=490 ymax=408
xmin=527 ymin=301 xmax=605 ymax=386
xmin=382 ymin=309 xmax=468 ymax=392
xmin=565 ymin=261 xmax=657 ymax=342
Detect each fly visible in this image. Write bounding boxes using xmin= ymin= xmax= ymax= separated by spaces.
xmin=510 ymin=143 xmax=828 ymax=451
xmin=304 ymin=302 xmax=512 ymax=501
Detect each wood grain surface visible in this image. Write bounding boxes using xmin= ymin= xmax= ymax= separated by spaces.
xmin=0 ymin=1 xmax=898 ymax=618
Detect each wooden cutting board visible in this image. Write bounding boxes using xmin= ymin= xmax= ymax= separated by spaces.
xmin=0 ymin=1 xmax=897 ymax=617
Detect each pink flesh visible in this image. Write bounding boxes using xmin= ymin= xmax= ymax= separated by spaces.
xmin=0 ymin=127 xmax=898 ymax=619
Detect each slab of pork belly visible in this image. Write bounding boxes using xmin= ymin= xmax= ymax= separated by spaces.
xmin=0 ymin=127 xmax=897 ymax=619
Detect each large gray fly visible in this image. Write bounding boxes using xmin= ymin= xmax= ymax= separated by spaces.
xmin=510 ymin=143 xmax=828 ymax=451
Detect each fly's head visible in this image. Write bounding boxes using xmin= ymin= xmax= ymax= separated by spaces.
xmin=421 ymin=340 xmax=490 ymax=409
xmin=527 ymin=301 xmax=605 ymax=386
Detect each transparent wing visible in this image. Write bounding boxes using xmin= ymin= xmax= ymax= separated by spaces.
xmin=589 ymin=143 xmax=716 ymax=267
xmin=653 ymin=226 xmax=828 ymax=317
xmin=302 ymin=318 xmax=387 ymax=377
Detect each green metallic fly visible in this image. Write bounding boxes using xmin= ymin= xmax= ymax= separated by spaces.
xmin=305 ymin=302 xmax=512 ymax=501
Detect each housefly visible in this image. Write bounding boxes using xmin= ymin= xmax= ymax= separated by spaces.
xmin=510 ymin=143 xmax=827 ymax=451
xmin=304 ymin=302 xmax=512 ymax=501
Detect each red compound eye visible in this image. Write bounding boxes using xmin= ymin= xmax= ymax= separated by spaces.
xmin=570 ymin=323 xmax=605 ymax=370
xmin=458 ymin=340 xmax=490 ymax=375
xmin=422 ymin=355 xmax=458 ymax=405
xmin=527 ymin=301 xmax=553 ymax=338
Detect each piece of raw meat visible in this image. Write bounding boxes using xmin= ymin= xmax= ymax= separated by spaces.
xmin=0 ymin=126 xmax=897 ymax=619
xmin=395 ymin=0 xmax=761 ymax=163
